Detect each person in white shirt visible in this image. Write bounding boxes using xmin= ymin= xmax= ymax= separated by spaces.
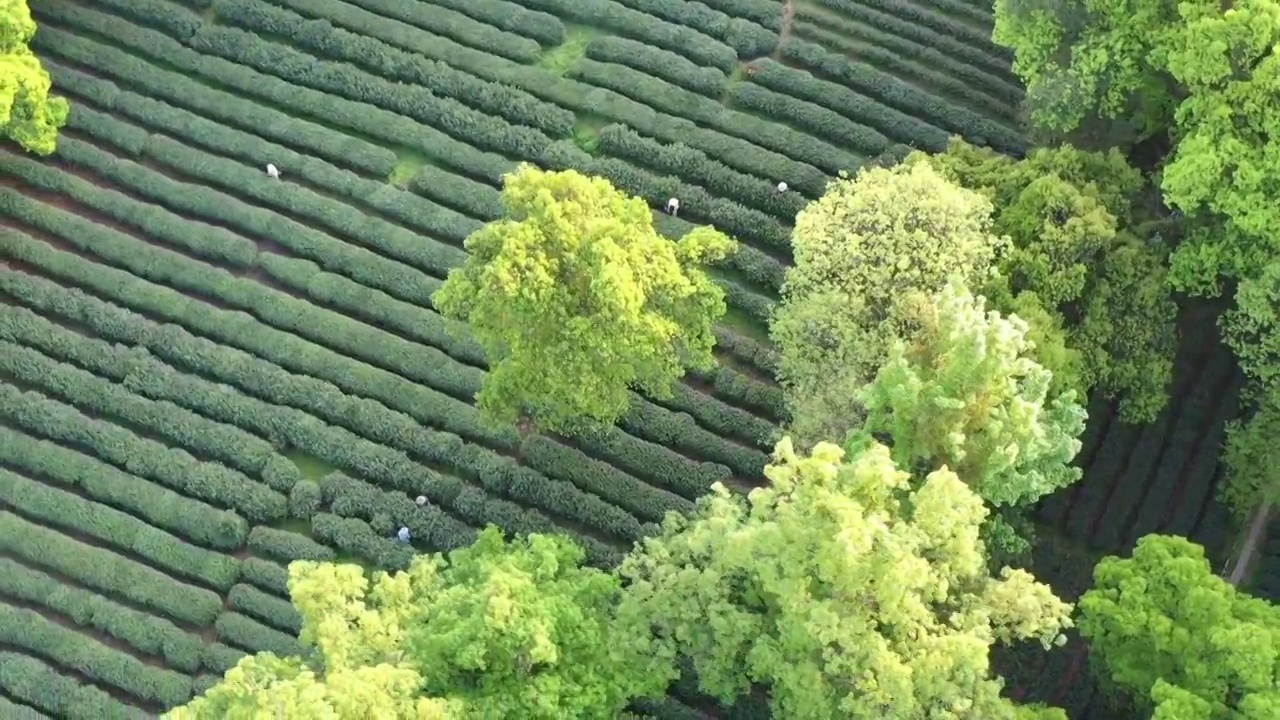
xmin=665 ymin=197 xmax=680 ymax=216
xmin=396 ymin=526 xmax=411 ymax=543
xmin=266 ymin=163 xmax=280 ymax=179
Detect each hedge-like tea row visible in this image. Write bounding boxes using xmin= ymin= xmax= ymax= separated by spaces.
xmin=322 ymin=472 xmax=477 ymax=553
xmin=3 ymin=239 xmax=730 ymax=533
xmin=570 ymin=58 xmax=861 ymax=175
xmin=239 ymin=558 xmax=291 ymax=598
xmin=726 ymin=81 xmax=893 ymax=157
xmin=743 ymin=59 xmax=951 ymax=151
xmin=310 ymin=512 xmax=425 ymax=571
xmin=586 ymin=36 xmax=727 ymax=98
xmin=254 ymin=254 xmax=487 ymax=368
xmin=519 ymin=438 xmax=695 ymax=522
xmin=247 ymin=527 xmax=336 ymax=564
xmin=0 ymin=558 xmax=206 ymax=674
xmin=215 ymin=612 xmax=303 ymax=659
xmin=227 ymin=584 xmax=304 ymax=635
xmin=0 ymin=511 xmax=224 ymax=628
xmin=1 ymin=264 xmax=649 ymax=558
xmin=600 ymin=0 xmax=777 ymax=58
xmin=808 ymin=0 xmax=1013 ymax=80
xmin=0 ymin=139 xmax=254 ymax=269
xmin=408 ymin=163 xmax=503 ymax=221
xmin=780 ymin=40 xmax=1025 ymax=155
xmin=171 ymin=0 xmax=544 ymax=64
xmin=6 ymin=178 xmax=769 ymax=490
xmin=0 ymin=215 xmax=678 ymax=533
xmin=815 ymin=0 xmax=1005 ymax=59
xmin=207 ymin=0 xmax=574 ymax=136
xmin=0 ymin=692 xmax=50 ymax=719
xmin=39 ymin=55 xmax=396 ymax=178
xmin=595 ymin=124 xmax=812 ymax=219
xmin=790 ymin=19 xmax=1021 ymax=121
xmin=620 ymin=400 xmax=770 ymax=478
xmin=1 ymin=386 xmax=288 ymax=524
xmin=199 ymin=643 xmax=246 ymax=676
xmin=0 ymin=604 xmax=194 ymax=708
xmin=0 ymin=468 xmax=241 ymax=592
xmin=690 ymin=357 xmax=785 ymax=422
xmin=49 ymin=107 xmax=481 ymax=279
xmin=423 ymin=0 xmax=565 ymax=46
xmin=0 ymin=424 xmax=247 ymax=553
xmin=46 ymin=54 xmax=507 ymax=195
xmin=693 ymin=0 xmax=780 ymax=28
xmin=32 ymin=19 xmax=514 ymax=186
xmin=128 ymin=8 xmax=554 ymax=160
xmin=41 ymin=131 xmax=442 ymax=308
xmin=0 ymin=652 xmax=144 ymax=720
xmin=40 ymin=58 xmax=389 ymax=179
xmin=501 ymin=0 xmax=737 ymax=70
xmin=105 ymin=0 xmax=824 ymax=197
xmin=2 ymin=339 xmax=297 ymax=491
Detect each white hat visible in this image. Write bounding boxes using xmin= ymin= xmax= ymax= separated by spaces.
xmin=776 ymin=181 xmax=787 ymax=193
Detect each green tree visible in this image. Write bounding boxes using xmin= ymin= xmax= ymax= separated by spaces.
xmin=1 ymin=0 xmax=69 ymax=154
xmin=434 ymin=165 xmax=734 ymax=434
xmin=858 ymin=278 xmax=1086 ymax=545
xmin=1218 ymin=261 xmax=1280 ymax=514
xmin=770 ymin=160 xmax=1004 ymax=447
xmin=166 ymin=561 xmax=464 ymax=719
xmin=173 ymin=528 xmax=671 ymax=719
xmin=616 ymin=437 xmax=1074 ymax=720
xmin=920 ymin=139 xmax=1177 ymax=422
xmin=1078 ymin=534 xmax=1280 ymax=720
xmin=991 ymin=0 xmax=1182 ymax=137
xmin=992 ymin=0 xmax=1280 ymax=295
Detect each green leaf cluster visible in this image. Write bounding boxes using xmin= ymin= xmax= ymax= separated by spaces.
xmin=617 ymin=438 xmax=1074 ymax=720
xmin=769 ymin=160 xmax=1005 ymax=446
xmin=1079 ymin=535 xmax=1280 ymax=720
xmin=861 ymin=278 xmax=1086 ymax=518
xmin=434 ymin=164 xmax=734 ymax=435
xmin=919 ymin=139 xmax=1177 ymax=422
xmin=1 ymin=0 xmax=70 ymax=154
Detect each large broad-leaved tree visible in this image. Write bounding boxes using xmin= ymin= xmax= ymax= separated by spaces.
xmin=616 ymin=437 xmax=1074 ymax=720
xmin=919 ymin=139 xmax=1177 ymax=422
xmin=171 ymin=527 xmax=671 ymax=719
xmin=1078 ymin=534 xmax=1280 ymax=720
xmin=770 ymin=160 xmax=1005 ymax=447
xmin=2 ymin=0 xmax=70 ymax=154
xmin=434 ymin=165 xmax=734 ymax=434
xmin=992 ymin=0 xmax=1280 ymax=296
xmin=858 ymin=278 xmax=1086 ymax=552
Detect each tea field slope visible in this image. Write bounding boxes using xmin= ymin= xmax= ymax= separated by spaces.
xmin=0 ymin=0 xmax=1061 ymax=716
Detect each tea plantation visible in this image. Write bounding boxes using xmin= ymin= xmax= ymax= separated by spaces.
xmin=0 ymin=0 xmax=1264 ymax=718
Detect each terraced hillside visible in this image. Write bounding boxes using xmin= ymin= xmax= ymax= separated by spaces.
xmin=0 ymin=0 xmax=1030 ymax=715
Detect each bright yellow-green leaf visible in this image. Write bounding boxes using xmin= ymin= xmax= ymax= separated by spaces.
xmin=433 ymin=165 xmax=734 ymax=434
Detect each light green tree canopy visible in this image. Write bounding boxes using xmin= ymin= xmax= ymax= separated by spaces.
xmin=172 ymin=527 xmax=671 ymax=719
xmin=919 ymin=139 xmax=1177 ymax=422
xmin=166 ymin=561 xmax=464 ymax=719
xmin=1 ymin=0 xmax=70 ymax=154
xmin=859 ymin=277 xmax=1086 ymax=519
xmin=1078 ymin=534 xmax=1280 ymax=720
xmin=1218 ymin=261 xmax=1280 ymax=514
xmin=434 ymin=165 xmax=734 ymax=434
xmin=770 ymin=160 xmax=1005 ymax=447
xmin=993 ymin=0 xmax=1280 ymax=295
xmin=616 ymin=437 xmax=1074 ymax=720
